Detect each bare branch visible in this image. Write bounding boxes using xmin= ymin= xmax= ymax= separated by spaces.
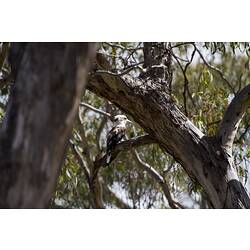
xmin=80 ymin=102 xmax=111 ymax=117
xmin=70 ymin=140 xmax=91 ymax=186
xmin=132 ymin=149 xmax=184 ymax=209
xmin=76 ymin=124 xmax=95 ymax=170
xmin=217 ymin=84 xmax=250 ymax=153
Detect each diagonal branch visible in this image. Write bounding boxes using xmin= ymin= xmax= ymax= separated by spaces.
xmin=70 ymin=140 xmax=91 ymax=186
xmin=80 ymin=102 xmax=111 ymax=117
xmin=131 ymin=149 xmax=185 ymax=209
xmin=94 ymin=134 xmax=156 ymax=169
xmin=217 ymin=84 xmax=250 ymax=153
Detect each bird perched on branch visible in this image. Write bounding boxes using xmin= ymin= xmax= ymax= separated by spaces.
xmin=106 ymin=115 xmax=132 ymax=165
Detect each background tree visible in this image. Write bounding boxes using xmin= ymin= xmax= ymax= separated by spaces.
xmin=0 ymin=42 xmax=96 ymax=208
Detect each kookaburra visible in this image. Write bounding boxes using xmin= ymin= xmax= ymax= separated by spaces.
xmin=106 ymin=115 xmax=132 ymax=165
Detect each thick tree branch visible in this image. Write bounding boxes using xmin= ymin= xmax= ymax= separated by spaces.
xmin=217 ymin=84 xmax=250 ymax=153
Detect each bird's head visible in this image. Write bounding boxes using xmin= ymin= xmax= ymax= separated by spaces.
xmin=114 ymin=115 xmax=132 ymax=126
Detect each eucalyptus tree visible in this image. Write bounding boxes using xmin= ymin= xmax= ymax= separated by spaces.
xmin=74 ymin=42 xmax=250 ymax=208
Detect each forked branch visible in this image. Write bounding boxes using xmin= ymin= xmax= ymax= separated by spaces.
xmin=217 ymin=84 xmax=250 ymax=153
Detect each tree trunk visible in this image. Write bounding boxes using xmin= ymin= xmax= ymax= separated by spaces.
xmin=87 ymin=44 xmax=250 ymax=208
xmin=0 ymin=43 xmax=96 ymax=208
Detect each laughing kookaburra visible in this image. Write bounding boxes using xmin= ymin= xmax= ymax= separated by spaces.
xmin=106 ymin=115 xmax=132 ymax=165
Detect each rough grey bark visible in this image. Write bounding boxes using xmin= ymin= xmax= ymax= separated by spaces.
xmin=87 ymin=43 xmax=250 ymax=208
xmin=0 ymin=43 xmax=97 ymax=208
